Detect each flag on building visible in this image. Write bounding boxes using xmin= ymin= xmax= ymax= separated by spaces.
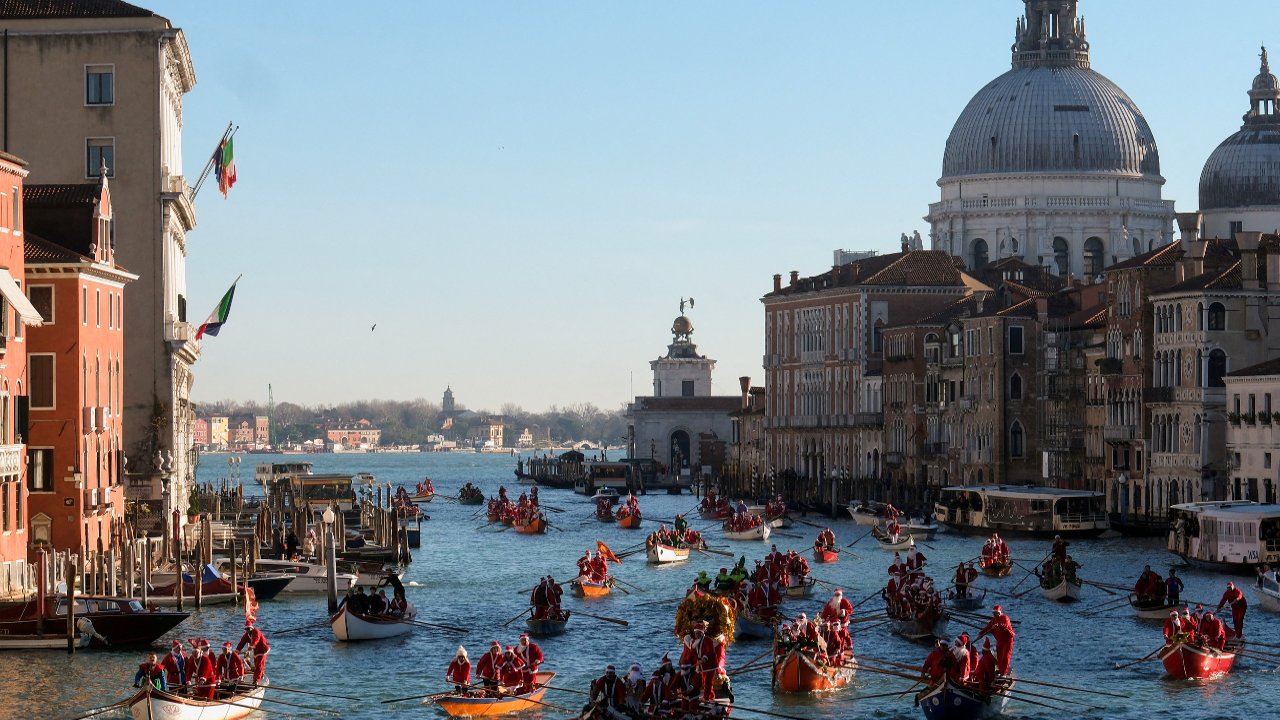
xmin=196 ymin=279 xmax=239 ymax=340
xmin=214 ymin=135 xmax=237 ymax=198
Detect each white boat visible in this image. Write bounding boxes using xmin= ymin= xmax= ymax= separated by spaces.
xmin=646 ymin=543 xmax=692 ymax=564
xmin=251 ymin=559 xmax=359 ymax=594
xmin=847 ymin=501 xmax=889 ymax=526
xmin=1041 ymin=576 xmax=1082 ymax=602
xmin=1256 ymin=577 xmax=1280 ymax=612
xmin=934 ymin=485 xmax=1108 ymax=538
xmin=872 ymin=526 xmax=915 ymax=551
xmin=255 ymin=460 xmax=313 ymax=489
xmin=0 ymin=633 xmax=89 ymax=650
xmin=723 ymin=523 xmax=771 ymax=542
xmin=904 ymin=519 xmax=940 ymax=540
xmin=1167 ymin=501 xmax=1280 ymax=572
xmin=588 ymin=487 xmax=621 ymax=503
xmin=330 ymin=603 xmax=417 ymax=642
xmin=128 ymin=680 xmax=268 ymax=720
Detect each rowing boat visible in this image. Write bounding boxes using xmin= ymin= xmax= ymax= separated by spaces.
xmin=617 ymin=513 xmax=642 ymax=529
xmin=785 ymin=576 xmax=816 ymax=599
xmin=1040 ymin=575 xmax=1082 ymax=602
xmin=916 ymin=675 xmax=1012 ymax=720
xmin=813 ymin=547 xmax=838 ymax=564
xmin=722 ymin=522 xmax=771 ymax=542
xmin=525 ymin=614 xmax=570 ymax=637
xmin=1128 ymin=593 xmax=1180 ymax=620
xmin=734 ymin=609 xmax=776 ymax=640
xmin=646 ymin=543 xmax=691 ymax=564
xmin=1258 ymin=578 xmax=1280 ymax=612
xmin=128 ymin=680 xmax=268 ymax=720
xmin=772 ymin=648 xmax=854 ymax=692
xmin=871 ymin=526 xmax=914 ymax=551
xmin=330 ymin=604 xmax=417 ymax=642
xmin=979 ymin=560 xmax=1011 ymax=578
xmin=512 ymin=515 xmax=546 ymax=534
xmin=1159 ymin=641 xmax=1236 ymax=680
xmin=570 ymin=578 xmax=612 ymax=598
xmin=431 ymin=671 xmax=555 ymax=716
xmin=889 ymin=607 xmax=948 ymax=642
xmin=949 ymin=588 xmax=986 ymax=612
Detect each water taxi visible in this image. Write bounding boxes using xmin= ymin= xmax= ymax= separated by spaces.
xmin=1166 ymin=501 xmax=1280 ymax=572
xmin=934 ymin=485 xmax=1108 ymax=538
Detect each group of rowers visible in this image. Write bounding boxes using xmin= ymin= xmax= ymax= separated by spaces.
xmin=918 ymin=605 xmax=1016 ymax=694
xmin=459 ymin=482 xmax=484 ymax=502
xmin=132 ymin=623 xmax=270 ymax=699
xmin=339 ymin=583 xmax=410 ymax=617
xmin=1157 ymin=577 xmax=1249 ymax=646
xmin=776 ymin=594 xmax=856 ymax=668
xmin=529 ymin=575 xmax=569 ymax=620
xmin=813 ymin=527 xmax=837 ymax=554
xmin=616 ymin=494 xmax=641 ymax=520
xmin=647 ymin=517 xmax=704 ymax=550
xmin=489 ymin=486 xmax=544 ymax=525
xmin=1037 ymin=535 xmax=1081 ymax=587
xmin=884 ymin=548 xmax=943 ymax=622
xmin=978 ymin=533 xmax=1010 ymax=570
xmin=581 ymin=652 xmax=732 ymax=720
xmin=723 ymin=511 xmax=765 ymax=532
xmin=577 ymin=550 xmax=614 ymax=584
xmin=445 ymin=634 xmax=546 ymax=696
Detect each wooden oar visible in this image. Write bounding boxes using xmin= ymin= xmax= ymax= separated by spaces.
xmin=848 ymin=619 xmax=891 ymax=635
xmin=846 ymin=528 xmax=874 ymax=548
xmin=634 ymin=596 xmax=683 ymax=608
xmin=612 ymin=577 xmax=645 ymax=593
xmin=573 ymin=610 xmax=629 ymax=626
xmin=1239 ymin=638 xmax=1280 ymax=650
xmin=271 ymin=621 xmax=331 ymax=635
xmin=850 ymin=588 xmax=882 ymax=610
xmin=501 ymin=607 xmax=531 ymax=627
xmin=1080 ymin=595 xmax=1131 ymax=613
xmin=240 ymin=682 xmax=360 ymax=701
xmin=68 ymin=699 xmax=131 ymax=720
xmin=1113 ymin=645 xmax=1164 ymax=669
xmin=1010 ymin=677 xmax=1130 ymax=699
xmin=844 ymin=663 xmax=919 ymax=682
xmin=406 ymin=618 xmax=469 ymax=633
xmin=729 ymin=647 xmax=775 ymax=674
xmin=1081 ymin=578 xmax=1117 ymax=595
xmin=728 ymin=661 xmax=774 ymax=677
xmin=791 ymin=517 xmax=826 ymax=529
xmin=991 ymin=690 xmax=1071 ymax=712
xmin=539 ymin=684 xmax=591 ymax=696
xmin=226 ymin=689 xmax=341 ymax=715
xmin=696 ymin=700 xmax=812 ymax=720
xmin=852 ymin=684 xmax=922 ymax=701
xmin=696 ymin=547 xmax=735 ymax=558
xmin=1002 ymin=685 xmax=1103 ymax=711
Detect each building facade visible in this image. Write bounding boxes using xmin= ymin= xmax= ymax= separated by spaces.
xmin=1224 ymin=358 xmax=1280 ymax=504
xmin=24 ymin=178 xmax=135 ymax=557
xmin=0 ymin=2 xmax=199 ymax=526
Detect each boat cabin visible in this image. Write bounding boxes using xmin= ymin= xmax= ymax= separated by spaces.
xmin=934 ymin=484 xmax=1108 ymax=537
xmin=274 ymin=472 xmax=356 ymax=513
xmin=255 ymin=461 xmax=313 ymax=490
xmin=1167 ymin=501 xmax=1280 ymax=571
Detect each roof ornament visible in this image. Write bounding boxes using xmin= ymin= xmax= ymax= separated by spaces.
xmin=1263 ymin=45 xmax=1271 ymax=75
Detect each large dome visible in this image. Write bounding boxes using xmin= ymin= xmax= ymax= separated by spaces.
xmin=942 ymin=66 xmax=1162 ymax=179
xmin=1199 ymin=48 xmax=1280 ymax=210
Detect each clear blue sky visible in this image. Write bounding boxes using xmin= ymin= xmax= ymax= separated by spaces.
xmin=160 ymin=0 xmax=1272 ymax=412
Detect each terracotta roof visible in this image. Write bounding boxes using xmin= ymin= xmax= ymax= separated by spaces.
xmin=970 ymin=258 xmax=1067 ymax=295
xmin=24 ymin=232 xmax=90 ymax=263
xmin=1163 ymin=261 xmax=1243 ymax=293
xmin=766 ymin=250 xmax=965 ymax=297
xmin=1105 ymin=241 xmax=1184 ymax=271
xmin=24 ymin=183 xmax=99 ymax=207
xmin=631 ymin=397 xmax=741 ymax=413
xmin=1228 ymin=356 xmax=1280 ymax=378
xmin=0 ymin=0 xmax=153 ymax=18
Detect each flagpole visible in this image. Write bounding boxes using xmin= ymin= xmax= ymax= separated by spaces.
xmin=191 ymin=122 xmax=237 ymax=200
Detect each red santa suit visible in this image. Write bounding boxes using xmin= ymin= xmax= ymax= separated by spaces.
xmin=820 ymin=592 xmax=854 ymax=622
xmin=160 ymin=646 xmax=188 ymax=686
xmin=216 ymin=647 xmax=246 ymax=683
xmin=189 ymin=651 xmax=218 ymax=700
xmin=1217 ymin=584 xmax=1247 ymax=638
xmin=499 ymin=652 xmax=525 ymax=689
xmin=679 ymin=628 xmax=725 ymax=699
xmin=591 ymin=669 xmax=628 ymax=708
xmin=975 ymin=643 xmax=998 ymax=694
xmin=446 ymin=656 xmax=472 ymax=686
xmin=514 ymin=638 xmax=544 ymax=693
xmin=1163 ymin=613 xmax=1184 ymax=641
xmin=921 ymin=643 xmax=948 ymax=681
xmin=235 ymin=625 xmax=270 ymax=684
xmin=1199 ymin=613 xmax=1227 ymax=650
xmin=977 ymin=609 xmax=1016 ymax=676
xmin=946 ymin=642 xmax=970 ymax=683
xmin=476 ymin=645 xmax=504 ymax=684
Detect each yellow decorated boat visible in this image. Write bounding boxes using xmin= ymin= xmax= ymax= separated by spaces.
xmin=431 ymin=672 xmax=555 ymax=716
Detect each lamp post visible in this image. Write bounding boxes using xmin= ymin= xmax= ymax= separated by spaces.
xmin=322 ymin=506 xmax=338 ymax=613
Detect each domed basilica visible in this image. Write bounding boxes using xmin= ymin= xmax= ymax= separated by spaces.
xmin=927 ymin=0 xmax=1176 ymax=276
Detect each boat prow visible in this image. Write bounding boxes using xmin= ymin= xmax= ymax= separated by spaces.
xmin=1159 ymin=641 xmax=1236 ymax=680
xmin=917 ymin=675 xmax=1012 ymax=720
xmin=646 ymin=543 xmax=691 ymax=564
xmin=432 ymin=671 xmax=556 ymax=716
xmin=129 ymin=681 xmax=268 ymax=720
xmin=330 ymin=604 xmax=417 ymax=642
xmin=772 ymin=649 xmax=854 ymax=692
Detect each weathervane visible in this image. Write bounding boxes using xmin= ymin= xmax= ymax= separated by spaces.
xmin=679 ymin=297 xmax=695 ymax=315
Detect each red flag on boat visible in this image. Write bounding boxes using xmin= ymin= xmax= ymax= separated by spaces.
xmin=244 ymin=585 xmax=259 ymax=624
xmin=597 ymin=540 xmax=622 ymax=565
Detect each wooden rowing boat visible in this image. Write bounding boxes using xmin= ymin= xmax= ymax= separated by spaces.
xmin=1159 ymin=641 xmax=1236 ymax=680
xmin=512 ymin=515 xmax=546 ymax=534
xmin=949 ymin=588 xmax=986 ymax=612
xmin=410 ymin=492 xmax=434 ymax=503
xmin=330 ymin=604 xmax=417 ymax=642
xmin=646 ymin=543 xmax=691 ymax=564
xmin=813 ymin=547 xmax=838 ymax=564
xmin=784 ymin=577 xmax=816 ymax=599
xmin=1040 ymin=575 xmax=1082 ymax=602
xmin=459 ymin=492 xmax=485 ymax=506
xmin=889 ymin=607 xmax=948 ymax=642
xmin=1257 ymin=578 xmax=1280 ymax=612
xmin=432 ymin=672 xmax=555 ymax=716
xmin=916 ymin=675 xmax=1012 ymax=720
xmin=871 ymin=526 xmax=914 ymax=551
xmin=525 ymin=614 xmax=569 ymax=637
xmin=617 ymin=513 xmax=642 ymax=529
xmin=570 ymin=578 xmax=612 ymax=598
xmin=128 ymin=681 xmax=268 ymax=720
xmin=0 ymin=633 xmax=89 ymax=650
xmin=979 ymin=560 xmax=1011 ymax=578
xmin=1129 ymin=593 xmax=1180 ymax=620
xmin=772 ymin=648 xmax=854 ymax=692
xmin=722 ymin=522 xmax=771 ymax=542
xmin=734 ymin=609 xmax=776 ymax=640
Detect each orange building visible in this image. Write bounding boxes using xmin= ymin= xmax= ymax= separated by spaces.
xmin=0 ymin=152 xmax=44 ymax=599
xmin=23 ymin=178 xmax=135 ymax=558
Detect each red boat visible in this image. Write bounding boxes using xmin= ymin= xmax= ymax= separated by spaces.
xmin=617 ymin=513 xmax=642 ymax=529
xmin=513 ymin=514 xmax=547 ymax=534
xmin=772 ymin=648 xmax=855 ymax=692
xmin=1159 ymin=641 xmax=1237 ymax=679
xmin=813 ymin=547 xmax=838 ymax=563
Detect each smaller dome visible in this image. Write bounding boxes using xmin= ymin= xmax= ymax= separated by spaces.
xmin=672 ymin=316 xmax=693 ymax=336
xmin=1199 ymin=47 xmax=1280 ymax=210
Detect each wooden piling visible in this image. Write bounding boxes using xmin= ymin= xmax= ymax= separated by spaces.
xmin=65 ymin=555 xmax=76 ymax=654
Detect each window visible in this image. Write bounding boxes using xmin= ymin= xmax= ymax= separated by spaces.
xmin=1207 ymin=302 xmax=1226 ymax=331
xmin=971 ymin=239 xmax=989 ymax=268
xmin=1009 ymin=422 xmax=1025 ymax=458
xmin=1267 ymin=453 xmax=1273 ymax=470
xmin=27 ymin=449 xmax=53 ymax=492
xmin=29 ymin=354 xmax=54 ymax=409
xmin=95 ymin=289 xmax=100 ymax=327
xmin=86 ymin=138 xmax=114 ymax=178
xmin=1083 ymin=237 xmax=1105 ymax=276
xmin=1008 ymin=326 xmax=1025 ymax=354
xmin=10 ymin=186 xmax=18 ymax=234
xmin=1230 ymin=221 xmax=1243 ymax=236
xmin=85 ymin=65 xmax=114 ymax=105
xmin=82 ymin=287 xmax=87 ymax=324
xmin=1053 ymin=237 xmax=1070 ymax=276
xmin=681 ymin=380 xmax=694 ymax=397
xmin=1207 ymin=349 xmax=1227 ymax=388
xmin=28 ymin=286 xmax=52 ymax=324
xmin=1009 ymin=373 xmax=1023 ymax=400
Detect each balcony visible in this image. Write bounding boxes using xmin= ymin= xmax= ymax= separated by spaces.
xmin=885 ymin=452 xmax=904 ymax=468
xmin=850 ymin=412 xmax=884 ymax=427
xmin=941 ymin=355 xmax=964 ymax=367
xmin=1104 ymin=425 xmax=1137 ymax=442
xmin=1097 ymin=358 xmax=1123 ymax=376
xmin=1143 ymin=387 xmax=1174 ymax=403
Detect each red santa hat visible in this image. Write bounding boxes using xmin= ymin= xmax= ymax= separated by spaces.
xmin=1169 ymin=610 xmax=1179 ymax=616
xmin=520 ymin=634 xmax=530 ymax=642
xmin=1227 ymin=581 xmax=1235 ymax=589
xmin=982 ymin=638 xmax=991 ymax=649
xmin=223 ymin=641 xmax=233 ymax=649
xmin=171 ymin=640 xmax=182 ymax=648
xmin=490 ymin=641 xmax=502 ymax=648
xmin=660 ymin=653 xmax=671 ymax=664
xmin=834 ymin=589 xmax=843 ymax=595
xmin=993 ymin=605 xmax=1003 ymax=614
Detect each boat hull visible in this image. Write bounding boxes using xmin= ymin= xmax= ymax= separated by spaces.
xmin=0 ymin=634 xmax=89 ymax=649
xmin=570 ymin=579 xmax=611 ymax=598
xmin=872 ymin=527 xmax=914 ymax=551
xmin=433 ymin=672 xmax=555 ymax=716
xmin=979 ymin=561 xmax=1012 ymax=578
xmin=512 ymin=517 xmax=546 ymax=534
xmin=330 ymin=605 xmax=416 ymax=642
xmin=410 ymin=492 xmax=434 ymax=503
xmin=1159 ymin=642 xmax=1236 ymax=680
xmin=813 ymin=548 xmax=838 ymax=564
xmin=949 ymin=589 xmax=986 ymax=612
xmin=772 ymin=650 xmax=854 ymax=692
xmin=890 ymin=613 xmax=948 ymax=642
xmin=723 ymin=525 xmax=771 ymax=542
xmin=129 ymin=683 xmax=268 ymax=720
xmin=1256 ymin=583 xmax=1280 ymax=612
xmin=1129 ymin=594 xmax=1180 ymax=620
xmin=735 ymin=612 xmax=776 ymax=640
xmin=1041 ymin=578 xmax=1082 ymax=602
xmin=646 ymin=544 xmax=691 ymax=564
xmin=917 ymin=676 xmax=1009 ymax=720
xmin=617 ymin=514 xmax=642 ymax=529
xmin=525 ymin=616 xmax=569 ymax=637
xmin=785 ymin=577 xmax=816 ymax=599
xmin=904 ymin=522 xmax=939 ymax=540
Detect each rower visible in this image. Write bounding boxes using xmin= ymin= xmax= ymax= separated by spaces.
xmin=216 ymin=641 xmax=246 ymax=685
xmin=160 ymin=640 xmax=188 ymax=687
xmin=953 ymin=562 xmax=969 ymax=598
xmin=236 ymin=622 xmax=270 ymax=684
xmin=975 ymin=605 xmax=1016 ymax=676
xmin=476 ymin=641 xmax=503 ymax=688
xmin=1216 ymin=581 xmax=1248 ymax=638
xmin=591 ymin=664 xmax=627 ymax=709
xmin=975 ymin=639 xmax=997 ymax=694
xmin=1051 ymin=535 xmax=1069 ymax=562
xmin=514 ymin=634 xmax=544 ymax=694
xmin=1166 ymin=568 xmax=1184 ymax=605
xmin=623 ymin=664 xmax=647 ymax=712
xmin=446 ymin=646 xmax=471 ymax=691
xmin=820 ymin=588 xmax=853 ymax=622
xmin=1163 ymin=610 xmax=1184 ymax=642
xmin=920 ymin=639 xmax=948 ymax=682
xmin=133 ymin=652 xmax=167 ymax=691
xmin=189 ymin=639 xmax=218 ymax=700
xmin=498 ymin=646 xmax=526 ymax=691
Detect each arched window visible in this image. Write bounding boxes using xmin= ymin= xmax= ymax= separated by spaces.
xmin=1207 ymin=302 xmax=1226 ymax=331
xmin=1175 ymin=304 xmax=1184 ymax=332
xmin=1009 ymin=421 xmax=1025 ymax=458
xmin=1197 ymin=302 xmax=1205 ymax=330
xmin=1009 ymin=373 xmax=1023 ymax=400
xmin=971 ymin=238 xmax=989 ymax=268
xmin=1208 ymin=349 xmax=1227 ymax=388
xmin=1083 ymin=237 xmax=1105 ymax=276
xmin=1053 ymin=237 xmax=1070 ymax=276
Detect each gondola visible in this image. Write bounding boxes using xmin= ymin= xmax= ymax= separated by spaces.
xmin=127 ymin=680 xmax=268 ymax=720
xmin=330 ymin=603 xmax=417 ymax=642
xmin=617 ymin=512 xmax=642 ymax=529
xmin=431 ymin=671 xmax=555 ymax=717
xmin=772 ymin=648 xmax=855 ymax=692
xmin=1159 ymin=641 xmax=1236 ymax=679
xmin=916 ymin=675 xmax=1012 ymax=720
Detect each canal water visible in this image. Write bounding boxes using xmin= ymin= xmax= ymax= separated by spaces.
xmin=9 ymin=452 xmax=1277 ymax=720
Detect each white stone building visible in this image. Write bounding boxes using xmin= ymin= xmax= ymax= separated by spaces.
xmin=1225 ymin=358 xmax=1280 ymax=504
xmin=927 ymin=0 xmax=1175 ymax=276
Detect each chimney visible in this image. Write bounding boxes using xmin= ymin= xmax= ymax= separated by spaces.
xmin=739 ymin=376 xmax=751 ymax=410
xmin=1176 ymin=212 xmax=1201 ymax=249
xmin=773 ymin=273 xmax=782 ymax=292
xmin=1237 ymin=231 xmax=1263 ymax=290
xmin=789 ymin=270 xmax=800 ymax=287
xmin=1176 ymin=212 xmax=1206 ymax=281
xmin=1036 ymin=297 xmax=1049 ymax=324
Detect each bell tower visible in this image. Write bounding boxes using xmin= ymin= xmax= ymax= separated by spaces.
xmin=1013 ymin=0 xmax=1089 ymax=69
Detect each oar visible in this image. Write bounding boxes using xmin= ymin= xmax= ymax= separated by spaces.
xmin=852 ymin=684 xmax=923 ymax=701
xmin=406 ymin=619 xmax=470 ymax=633
xmin=1080 ymin=595 xmax=1132 ymax=613
xmin=612 ymin=577 xmax=645 ymax=593
xmin=68 ymin=699 xmax=132 ymax=720
xmin=992 ymin=690 xmax=1072 ymax=712
xmin=1113 ymin=645 xmax=1164 ymax=670
xmin=849 ymin=619 xmax=891 ymax=635
xmin=634 ymin=596 xmax=683 ymax=608
xmin=850 ymin=588 xmax=882 ymax=610
xmin=541 ymin=684 xmax=591 ymax=696
xmin=226 ymin=688 xmax=340 ymax=715
xmin=1003 ymin=685 xmax=1103 ymax=711
xmin=610 ymin=581 xmax=632 ymax=596
xmin=501 ymin=607 xmax=531 ymax=627
xmin=846 ymin=529 xmax=874 ymax=548
xmin=241 ymin=683 xmax=359 ymax=701
xmin=1239 ymin=638 xmax=1280 ymax=650
xmin=729 ymin=647 xmax=775 ymax=674
xmin=728 ymin=661 xmax=774 ymax=677
xmin=696 ymin=547 xmax=735 ymax=558
xmin=844 ymin=663 xmax=920 ymax=682
xmin=791 ymin=517 xmax=825 ymax=529
xmin=272 ymin=621 xmax=331 ymax=635
xmin=1009 ymin=677 xmax=1130 ymax=699
xmin=1081 ymin=579 xmax=1116 ymax=595
xmin=573 ymin=610 xmax=629 ymax=626
xmin=696 ymin=700 xmax=812 ymax=720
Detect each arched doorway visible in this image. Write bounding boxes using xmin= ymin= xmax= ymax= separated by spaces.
xmin=1053 ymin=237 xmax=1070 ymax=276
xmin=971 ymin=238 xmax=989 ymax=268
xmin=670 ymin=430 xmax=691 ymax=471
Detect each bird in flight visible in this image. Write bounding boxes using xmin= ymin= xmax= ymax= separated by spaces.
xmin=371 ymin=324 xmax=377 ymax=332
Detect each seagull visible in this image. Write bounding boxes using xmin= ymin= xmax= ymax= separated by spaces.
xmin=371 ymin=324 xmax=377 ymax=332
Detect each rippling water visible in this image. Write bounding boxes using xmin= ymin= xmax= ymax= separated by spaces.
xmin=9 ymin=452 xmax=1277 ymax=720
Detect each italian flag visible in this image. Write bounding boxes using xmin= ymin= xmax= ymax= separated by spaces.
xmin=215 ymin=136 xmax=237 ymax=197
xmin=196 ymin=279 xmax=239 ymax=340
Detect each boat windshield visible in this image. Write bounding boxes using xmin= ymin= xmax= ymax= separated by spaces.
xmin=1054 ymin=496 xmax=1103 ymax=517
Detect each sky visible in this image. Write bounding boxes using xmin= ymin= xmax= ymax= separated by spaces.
xmin=160 ymin=0 xmax=1276 ymax=413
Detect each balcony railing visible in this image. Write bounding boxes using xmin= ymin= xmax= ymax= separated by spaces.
xmin=1143 ymin=387 xmax=1174 ymax=403
xmin=1104 ymin=425 xmax=1137 ymax=441
xmin=941 ymin=355 xmax=964 ymax=367
xmin=850 ymin=412 xmax=884 ymax=427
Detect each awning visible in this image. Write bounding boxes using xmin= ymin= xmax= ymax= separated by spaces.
xmin=0 ymin=270 xmax=43 ymax=326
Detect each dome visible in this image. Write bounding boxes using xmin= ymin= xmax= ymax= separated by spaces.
xmin=942 ymin=66 xmax=1161 ymax=179
xmin=1199 ymin=48 xmax=1280 ymax=211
